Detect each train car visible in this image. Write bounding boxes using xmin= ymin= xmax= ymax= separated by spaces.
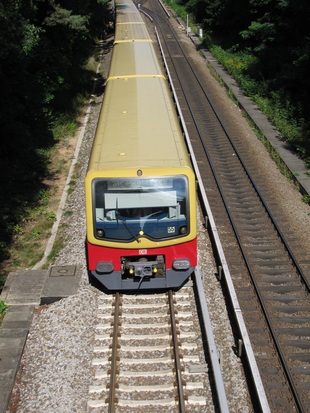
xmin=84 ymin=0 xmax=197 ymax=290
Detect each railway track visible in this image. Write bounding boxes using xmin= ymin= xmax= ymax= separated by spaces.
xmin=87 ymin=284 xmax=224 ymax=412
xmin=142 ymin=1 xmax=310 ymax=411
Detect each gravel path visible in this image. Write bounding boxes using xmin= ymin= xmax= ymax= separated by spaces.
xmin=8 ymin=12 xmax=310 ymax=413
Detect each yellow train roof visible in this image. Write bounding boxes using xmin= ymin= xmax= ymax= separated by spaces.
xmin=108 ymin=42 xmax=163 ymax=79
xmin=115 ymin=0 xmax=143 ymax=25
xmin=87 ymin=0 xmax=191 ymax=174
xmin=88 ymin=75 xmax=190 ymax=171
xmin=115 ymin=22 xmax=151 ymax=43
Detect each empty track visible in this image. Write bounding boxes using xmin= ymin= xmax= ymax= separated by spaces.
xmin=87 ymin=283 xmax=229 ymax=412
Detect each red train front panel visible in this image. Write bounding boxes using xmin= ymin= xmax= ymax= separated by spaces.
xmin=87 ymin=238 xmax=197 ymax=290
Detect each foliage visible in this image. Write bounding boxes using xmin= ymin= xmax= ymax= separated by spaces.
xmin=0 ymin=0 xmax=111 ymax=280
xmin=0 ymin=300 xmax=8 ymax=324
xmin=302 ymin=195 xmax=310 ymax=205
xmin=181 ymin=0 xmax=310 ymax=165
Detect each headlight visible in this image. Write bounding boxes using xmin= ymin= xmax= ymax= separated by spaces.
xmin=173 ymin=259 xmax=190 ymax=270
xmin=96 ymin=261 xmax=113 ymax=273
xmin=96 ymin=229 xmax=105 ymax=238
xmin=179 ymin=226 xmax=187 ymax=235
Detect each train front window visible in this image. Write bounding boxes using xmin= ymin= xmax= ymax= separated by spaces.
xmin=93 ymin=176 xmax=189 ymax=242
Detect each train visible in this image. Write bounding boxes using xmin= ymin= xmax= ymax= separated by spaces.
xmin=84 ymin=0 xmax=197 ymax=290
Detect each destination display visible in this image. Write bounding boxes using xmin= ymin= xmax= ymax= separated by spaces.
xmin=107 ymin=177 xmax=173 ymax=190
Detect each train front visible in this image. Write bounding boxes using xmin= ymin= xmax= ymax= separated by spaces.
xmin=85 ymin=168 xmax=197 ymax=290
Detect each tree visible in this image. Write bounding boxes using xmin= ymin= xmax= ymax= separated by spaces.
xmin=0 ymin=0 xmax=111 ymax=261
xmin=187 ymin=0 xmax=252 ymax=46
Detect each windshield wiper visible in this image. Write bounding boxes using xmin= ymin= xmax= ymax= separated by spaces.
xmin=146 ymin=210 xmax=163 ymax=218
xmin=115 ymin=198 xmax=140 ymax=243
xmin=116 ymin=212 xmax=141 ymax=243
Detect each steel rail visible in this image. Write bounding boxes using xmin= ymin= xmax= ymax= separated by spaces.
xmin=107 ymin=292 xmax=121 ymax=413
xmin=168 ymin=290 xmax=187 ymax=413
xmin=194 ymin=268 xmax=230 ymax=413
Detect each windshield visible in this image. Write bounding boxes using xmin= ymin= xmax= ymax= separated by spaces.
xmin=93 ymin=176 xmax=189 ymax=242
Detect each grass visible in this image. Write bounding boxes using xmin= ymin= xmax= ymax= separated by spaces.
xmin=303 ymin=195 xmax=310 ymax=205
xmin=0 ymin=113 xmax=80 ymax=284
xmin=0 ymin=300 xmax=8 ymax=325
xmin=207 ymin=45 xmax=310 ymax=171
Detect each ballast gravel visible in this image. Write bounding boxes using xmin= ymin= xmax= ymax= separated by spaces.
xmin=12 ymin=288 xmax=99 ymax=413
